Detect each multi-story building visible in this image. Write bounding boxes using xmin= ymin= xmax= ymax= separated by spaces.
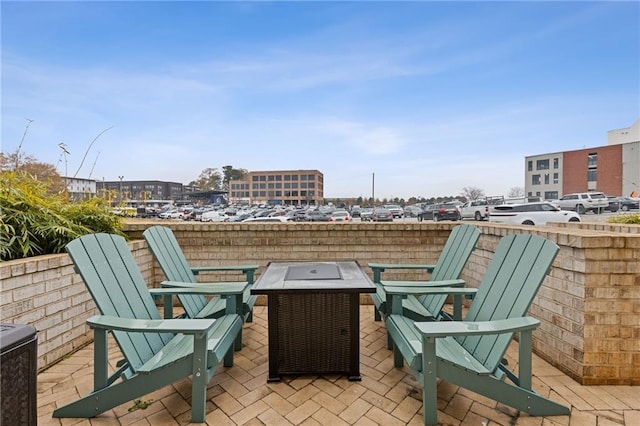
xmin=63 ymin=177 xmax=96 ymax=201
xmin=229 ymin=169 xmax=324 ymax=206
xmin=525 ymin=119 xmax=640 ymax=199
xmin=96 ymin=180 xmax=187 ymax=205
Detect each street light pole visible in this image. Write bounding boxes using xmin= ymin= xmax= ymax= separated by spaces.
xmin=118 ymin=176 xmax=124 ymax=203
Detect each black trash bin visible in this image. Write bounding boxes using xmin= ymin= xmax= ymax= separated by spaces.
xmin=1 ymin=324 xmax=37 ymax=426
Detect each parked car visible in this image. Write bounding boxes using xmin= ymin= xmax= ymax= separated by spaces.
xmin=158 ymin=209 xmax=183 ymax=219
xmin=552 ymin=192 xmax=608 ymax=214
xmin=371 ymin=207 xmax=393 ymax=222
xmin=458 ymin=200 xmax=489 ymax=221
xmin=286 ymin=210 xmax=308 ymax=221
xmin=350 ymin=207 xmax=362 ymax=218
xmin=200 ymin=211 xmax=228 ymax=222
xmin=609 ymin=196 xmax=640 ymax=211
xmin=489 ymin=202 xmax=581 ymax=226
xmin=403 ymin=205 xmax=424 ymax=218
xmin=606 ymin=196 xmax=620 ymax=212
xmin=304 ymin=210 xmax=331 ymax=222
xmin=329 ymin=210 xmax=352 ymax=222
xmin=360 ymin=207 xmax=374 ymax=221
xmin=383 ymin=204 xmax=404 ymax=218
xmin=242 ymin=216 xmax=292 ymax=223
xmin=418 ymin=203 xmax=460 ymax=222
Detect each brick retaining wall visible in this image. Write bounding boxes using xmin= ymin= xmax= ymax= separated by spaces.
xmin=1 ymin=221 xmax=638 ymax=384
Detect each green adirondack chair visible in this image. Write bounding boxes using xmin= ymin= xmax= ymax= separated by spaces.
xmin=368 ymin=224 xmax=480 ymax=324
xmin=385 ymin=234 xmax=570 ymax=425
xmin=52 ymin=233 xmax=247 ymax=423
xmin=143 ymin=225 xmax=259 ymax=322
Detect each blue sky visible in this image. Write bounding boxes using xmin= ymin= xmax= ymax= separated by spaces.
xmin=2 ymin=1 xmax=639 ymax=200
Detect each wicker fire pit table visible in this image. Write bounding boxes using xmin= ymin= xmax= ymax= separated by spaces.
xmin=251 ymin=261 xmax=376 ymax=382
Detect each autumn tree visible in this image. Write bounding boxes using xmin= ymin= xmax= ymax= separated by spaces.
xmin=0 ymin=152 xmax=66 ymax=193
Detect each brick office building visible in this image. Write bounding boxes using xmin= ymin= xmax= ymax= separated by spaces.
xmin=525 ymin=119 xmax=640 ymax=199
xmin=229 ymin=169 xmax=324 ymax=206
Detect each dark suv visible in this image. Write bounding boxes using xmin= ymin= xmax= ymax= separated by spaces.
xmin=418 ymin=203 xmax=460 ymax=222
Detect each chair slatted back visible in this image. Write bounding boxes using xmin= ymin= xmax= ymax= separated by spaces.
xmin=418 ymin=224 xmax=481 ymax=314
xmin=460 ymin=234 xmax=558 ymax=372
xmin=143 ymin=226 xmax=206 ymax=317
xmin=66 ymin=233 xmax=173 ymax=371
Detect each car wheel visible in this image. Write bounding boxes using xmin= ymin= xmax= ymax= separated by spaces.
xmin=622 ymin=205 xmax=629 ymax=211
xmin=569 ymin=217 xmax=580 ymax=222
xmin=576 ymin=204 xmax=586 ymax=214
xmin=609 ymin=206 xmax=619 ymax=213
xmin=474 ymin=211 xmax=482 ymax=221
xmin=522 ymin=220 xmax=535 ymax=225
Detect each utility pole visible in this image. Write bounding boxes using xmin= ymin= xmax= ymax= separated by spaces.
xmin=372 ymin=172 xmax=375 ymax=204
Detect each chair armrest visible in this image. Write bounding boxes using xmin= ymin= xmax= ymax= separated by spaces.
xmin=413 ymin=316 xmax=540 ymax=338
xmin=156 ymin=281 xmax=248 ymax=295
xmin=385 ymin=285 xmax=476 ymax=296
xmin=191 ymin=265 xmax=259 ymax=285
xmin=191 ymin=265 xmax=259 ymax=274
xmin=87 ymin=315 xmax=217 ymax=335
xmin=368 ymin=263 xmax=435 ymax=271
xmin=381 ymin=279 xmax=465 ymax=288
xmin=368 ymin=263 xmax=435 ymax=283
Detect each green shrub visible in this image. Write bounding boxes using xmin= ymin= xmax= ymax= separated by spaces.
xmin=607 ymin=213 xmax=640 ymax=224
xmin=0 ymin=170 xmax=124 ymax=261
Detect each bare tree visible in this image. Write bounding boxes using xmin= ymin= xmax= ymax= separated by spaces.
xmin=461 ymin=186 xmax=485 ymax=200
xmin=507 ymin=186 xmax=525 ymax=198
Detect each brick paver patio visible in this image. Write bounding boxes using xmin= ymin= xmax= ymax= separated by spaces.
xmin=37 ymin=305 xmax=640 ymax=425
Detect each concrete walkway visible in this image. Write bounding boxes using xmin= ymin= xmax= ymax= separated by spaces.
xmin=37 ymin=305 xmax=640 ymax=425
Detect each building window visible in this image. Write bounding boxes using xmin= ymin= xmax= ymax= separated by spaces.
xmin=275 ymin=175 xmax=282 ymax=181
xmin=308 ymin=174 xmax=315 ymax=181
xmin=553 ymin=173 xmax=558 ymax=184
xmin=284 ymin=175 xmax=291 ymax=181
xmin=252 ymin=176 xmax=259 ymax=182
xmin=300 ymin=175 xmax=307 ymax=181
xmin=588 ymin=169 xmax=597 ymax=182
xmin=268 ymin=175 xmax=275 ymax=181
xmin=588 ymin=153 xmax=598 ymax=167
xmin=291 ymin=175 xmax=298 ymax=181
xmin=544 ymin=174 xmax=549 ymax=184
xmin=545 ymin=191 xmax=558 ymax=200
xmin=536 ymin=159 xmax=550 ymax=170
xmin=553 ymin=158 xmax=559 ymax=169
xmin=532 ymin=174 xmax=541 ymax=185
xmin=528 ymin=161 xmax=533 ymax=171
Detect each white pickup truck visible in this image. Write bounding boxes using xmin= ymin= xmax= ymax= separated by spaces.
xmin=459 ymin=200 xmax=489 ymax=221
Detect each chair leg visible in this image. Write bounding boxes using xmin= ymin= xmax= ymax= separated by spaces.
xmin=421 ymin=337 xmax=438 ymax=426
xmin=191 ymin=335 xmax=208 ymax=423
